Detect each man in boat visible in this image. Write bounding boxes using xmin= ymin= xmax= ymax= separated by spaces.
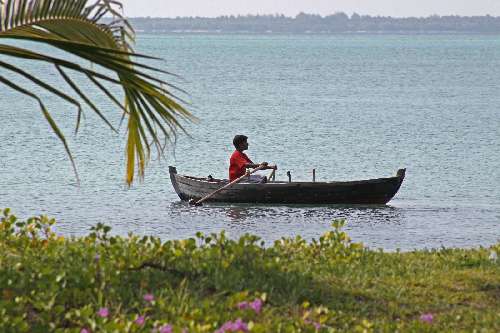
xmin=230 ymin=135 xmax=276 ymax=183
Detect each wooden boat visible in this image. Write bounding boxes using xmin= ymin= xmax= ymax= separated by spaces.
xmin=169 ymin=166 xmax=406 ymax=205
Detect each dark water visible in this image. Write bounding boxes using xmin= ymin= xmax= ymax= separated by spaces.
xmin=0 ymin=34 xmax=499 ymax=250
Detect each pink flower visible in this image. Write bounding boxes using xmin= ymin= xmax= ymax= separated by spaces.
xmin=237 ymin=299 xmax=263 ymax=314
xmin=249 ymin=299 xmax=263 ymax=314
xmin=135 ymin=315 xmax=146 ymax=326
xmin=81 ymin=329 xmax=90 ymax=333
xmin=215 ymin=319 xmax=248 ymax=332
xmin=97 ymin=307 xmax=109 ymax=318
xmin=215 ymin=321 xmax=231 ymax=333
xmin=237 ymin=301 xmax=249 ymax=310
xmin=221 ymin=321 xmax=234 ymax=331
xmin=420 ymin=313 xmax=434 ymax=324
xmin=182 ymin=328 xmax=188 ymax=333
xmin=143 ymin=293 xmax=155 ymax=302
xmin=304 ymin=319 xmax=322 ymax=330
xmin=233 ymin=318 xmax=248 ymax=332
xmin=159 ymin=324 xmax=173 ymax=333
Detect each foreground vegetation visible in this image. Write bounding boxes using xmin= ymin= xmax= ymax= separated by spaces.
xmin=0 ymin=209 xmax=498 ymax=332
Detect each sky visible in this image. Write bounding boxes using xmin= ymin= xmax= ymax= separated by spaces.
xmin=119 ymin=0 xmax=500 ymax=18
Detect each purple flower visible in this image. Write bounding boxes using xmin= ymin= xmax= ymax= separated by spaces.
xmin=94 ymin=254 xmax=100 ymax=262
xmin=159 ymin=324 xmax=173 ymax=333
xmin=420 ymin=313 xmax=434 ymax=324
xmin=215 ymin=319 xmax=248 ymax=332
xmin=135 ymin=315 xmax=146 ymax=326
xmin=221 ymin=321 xmax=235 ymax=331
xmin=215 ymin=321 xmax=232 ymax=333
xmin=233 ymin=318 xmax=248 ymax=332
xmin=304 ymin=319 xmax=322 ymax=331
xmin=97 ymin=307 xmax=109 ymax=318
xmin=237 ymin=301 xmax=249 ymax=310
xmin=249 ymin=299 xmax=263 ymax=314
xmin=80 ymin=329 xmax=90 ymax=333
xmin=143 ymin=293 xmax=155 ymax=302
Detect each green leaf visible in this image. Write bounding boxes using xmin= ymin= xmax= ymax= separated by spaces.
xmin=0 ymin=0 xmax=192 ymax=185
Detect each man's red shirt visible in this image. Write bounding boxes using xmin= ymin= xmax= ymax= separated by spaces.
xmin=229 ymin=150 xmax=253 ymax=181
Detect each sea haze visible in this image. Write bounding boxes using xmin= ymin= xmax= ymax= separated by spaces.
xmin=0 ymin=34 xmax=499 ymax=250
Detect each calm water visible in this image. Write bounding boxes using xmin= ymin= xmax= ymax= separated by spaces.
xmin=0 ymin=34 xmax=499 ymax=250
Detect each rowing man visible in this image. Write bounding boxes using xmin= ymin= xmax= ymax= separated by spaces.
xmin=229 ymin=135 xmax=276 ymax=183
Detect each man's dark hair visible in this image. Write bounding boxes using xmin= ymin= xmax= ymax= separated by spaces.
xmin=233 ymin=135 xmax=248 ymax=148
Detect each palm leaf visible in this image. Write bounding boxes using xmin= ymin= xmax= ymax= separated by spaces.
xmin=0 ymin=0 xmax=193 ymax=185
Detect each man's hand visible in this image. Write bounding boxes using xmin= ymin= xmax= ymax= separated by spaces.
xmin=258 ymin=162 xmax=278 ymax=170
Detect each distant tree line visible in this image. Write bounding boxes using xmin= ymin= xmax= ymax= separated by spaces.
xmin=126 ymin=13 xmax=500 ymax=33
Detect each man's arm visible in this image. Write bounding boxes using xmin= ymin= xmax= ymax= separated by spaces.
xmin=244 ymin=162 xmax=260 ymax=169
xmin=245 ymin=162 xmax=277 ymax=170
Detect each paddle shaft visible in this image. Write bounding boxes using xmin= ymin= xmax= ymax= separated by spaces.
xmin=268 ymin=168 xmax=276 ymax=182
xmin=193 ymin=165 xmax=267 ymax=205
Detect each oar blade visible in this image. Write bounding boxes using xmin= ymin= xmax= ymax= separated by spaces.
xmin=188 ymin=198 xmax=202 ymax=206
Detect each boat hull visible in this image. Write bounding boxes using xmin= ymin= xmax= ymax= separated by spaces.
xmin=169 ymin=166 xmax=406 ymax=205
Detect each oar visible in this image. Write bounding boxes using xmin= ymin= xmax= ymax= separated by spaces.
xmin=268 ymin=167 xmax=276 ymax=182
xmin=189 ymin=164 xmax=268 ymax=206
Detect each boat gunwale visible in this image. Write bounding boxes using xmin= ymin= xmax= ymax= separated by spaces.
xmin=175 ymin=173 xmax=403 ymax=187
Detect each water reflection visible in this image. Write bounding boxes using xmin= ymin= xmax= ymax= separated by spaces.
xmin=205 ymin=202 xmax=406 ymax=226
xmin=225 ymin=205 xmax=253 ymax=221
xmin=162 ymin=200 xmax=498 ymax=251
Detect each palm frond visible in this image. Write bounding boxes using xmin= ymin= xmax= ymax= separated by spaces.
xmin=0 ymin=74 xmax=80 ymax=184
xmin=0 ymin=0 xmax=193 ymax=185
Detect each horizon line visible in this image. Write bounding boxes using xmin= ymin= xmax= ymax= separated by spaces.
xmin=125 ymin=13 xmax=500 ymax=20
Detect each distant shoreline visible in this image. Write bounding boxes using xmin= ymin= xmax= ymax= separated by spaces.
xmin=134 ymin=30 xmax=500 ymax=35
xmin=124 ymin=14 xmax=500 ymax=34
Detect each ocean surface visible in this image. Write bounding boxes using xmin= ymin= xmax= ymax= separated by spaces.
xmin=0 ymin=34 xmax=499 ymax=251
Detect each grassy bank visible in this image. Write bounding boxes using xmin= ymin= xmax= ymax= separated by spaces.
xmin=1 ymin=209 xmax=499 ymax=332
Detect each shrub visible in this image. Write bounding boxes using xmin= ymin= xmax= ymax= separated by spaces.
xmin=1 ymin=209 xmax=499 ymax=332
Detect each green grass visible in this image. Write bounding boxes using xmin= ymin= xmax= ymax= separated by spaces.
xmin=0 ymin=209 xmax=499 ymax=332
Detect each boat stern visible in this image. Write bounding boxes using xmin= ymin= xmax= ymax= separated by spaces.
xmin=168 ymin=166 xmax=186 ymax=200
